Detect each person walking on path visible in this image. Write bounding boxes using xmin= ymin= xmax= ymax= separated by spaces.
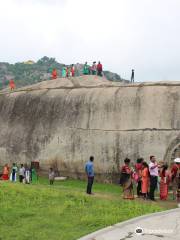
xmin=49 ymin=168 xmax=55 ymax=185
xmin=141 ymin=162 xmax=149 ymax=200
xmin=19 ymin=164 xmax=25 ymax=183
xmin=131 ymin=69 xmax=134 ymax=83
xmin=10 ymin=163 xmax=18 ymax=182
xmin=97 ymin=61 xmax=103 ymax=76
xmin=85 ymin=156 xmax=95 ymax=194
xmin=171 ymin=158 xmax=180 ymax=200
xmin=149 ymin=156 xmax=159 ymax=201
xmin=119 ymin=158 xmax=134 ymax=200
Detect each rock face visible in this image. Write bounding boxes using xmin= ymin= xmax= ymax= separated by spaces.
xmin=0 ymin=76 xmax=180 ymax=181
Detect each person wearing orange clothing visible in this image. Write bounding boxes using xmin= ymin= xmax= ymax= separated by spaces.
xmin=2 ymin=164 xmax=10 ymax=180
xmin=51 ymin=68 xmax=57 ymax=79
xmin=9 ymin=79 xmax=15 ymax=90
xmin=141 ymin=162 xmax=150 ymax=200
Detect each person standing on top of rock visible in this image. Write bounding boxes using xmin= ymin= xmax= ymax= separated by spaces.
xmin=71 ymin=64 xmax=75 ymax=77
xmin=62 ymin=66 xmax=66 ymax=78
xmin=9 ymin=79 xmax=15 ymax=90
xmin=85 ymin=156 xmax=95 ymax=195
xmin=52 ymin=68 xmax=57 ymax=79
xmin=91 ymin=61 xmax=97 ymax=75
xmin=66 ymin=67 xmax=69 ymax=77
xmin=97 ymin=61 xmax=103 ymax=76
xmin=83 ymin=62 xmax=89 ymax=75
xmin=131 ymin=69 xmax=134 ymax=83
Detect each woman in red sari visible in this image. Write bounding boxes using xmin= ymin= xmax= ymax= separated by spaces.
xmin=160 ymin=164 xmax=170 ymax=200
xmin=120 ymin=158 xmax=134 ymax=200
xmin=2 ymin=164 xmax=10 ymax=180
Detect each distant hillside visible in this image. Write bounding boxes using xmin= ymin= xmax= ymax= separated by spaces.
xmin=0 ymin=56 xmax=128 ymax=89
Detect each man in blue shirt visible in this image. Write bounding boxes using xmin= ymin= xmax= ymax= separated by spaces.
xmin=85 ymin=156 xmax=94 ymax=194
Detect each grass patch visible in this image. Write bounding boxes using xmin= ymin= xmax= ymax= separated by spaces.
xmin=0 ymin=180 xmax=165 ymax=240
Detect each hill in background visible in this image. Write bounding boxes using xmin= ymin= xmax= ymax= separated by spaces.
xmin=0 ymin=56 xmax=128 ymax=89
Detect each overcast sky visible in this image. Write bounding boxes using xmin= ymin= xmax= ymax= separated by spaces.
xmin=0 ymin=0 xmax=180 ymax=82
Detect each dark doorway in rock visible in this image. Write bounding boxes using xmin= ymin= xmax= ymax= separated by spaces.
xmin=171 ymin=144 xmax=180 ymax=161
xmin=163 ymin=136 xmax=180 ymax=163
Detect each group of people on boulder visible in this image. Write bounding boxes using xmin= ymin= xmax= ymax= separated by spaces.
xmin=6 ymin=62 xmax=135 ymax=91
xmin=83 ymin=61 xmax=103 ymax=76
xmin=0 ymin=163 xmax=38 ymax=184
xmin=52 ymin=64 xmax=76 ymax=79
xmin=119 ymin=156 xmax=180 ymax=205
xmin=51 ymin=61 xmax=103 ymax=80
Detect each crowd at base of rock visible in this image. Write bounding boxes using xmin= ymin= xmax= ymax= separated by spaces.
xmin=2 ymin=155 xmax=179 ymax=207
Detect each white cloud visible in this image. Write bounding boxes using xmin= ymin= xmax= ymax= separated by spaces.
xmin=0 ymin=0 xmax=180 ymax=81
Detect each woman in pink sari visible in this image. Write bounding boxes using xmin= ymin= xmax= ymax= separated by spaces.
xmin=160 ymin=164 xmax=170 ymax=200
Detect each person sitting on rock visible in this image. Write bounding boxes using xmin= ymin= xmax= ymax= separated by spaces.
xmin=97 ymin=61 xmax=103 ymax=76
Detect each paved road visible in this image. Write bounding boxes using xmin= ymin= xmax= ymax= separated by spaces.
xmin=79 ymin=208 xmax=180 ymax=240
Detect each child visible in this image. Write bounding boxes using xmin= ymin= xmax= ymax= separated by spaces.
xmin=19 ymin=164 xmax=25 ymax=183
xmin=49 ymin=168 xmax=55 ymax=185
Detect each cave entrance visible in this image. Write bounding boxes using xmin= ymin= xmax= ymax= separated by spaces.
xmin=171 ymin=144 xmax=180 ymax=161
xmin=164 ymin=136 xmax=180 ymax=164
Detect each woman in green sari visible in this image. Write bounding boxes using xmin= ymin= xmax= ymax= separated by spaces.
xmin=83 ymin=62 xmax=89 ymax=75
xmin=31 ymin=168 xmax=38 ymax=183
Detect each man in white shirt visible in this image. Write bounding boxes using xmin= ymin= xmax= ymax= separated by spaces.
xmin=149 ymin=155 xmax=158 ymax=201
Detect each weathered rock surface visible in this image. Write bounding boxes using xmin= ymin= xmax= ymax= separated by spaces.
xmin=0 ymin=76 xmax=180 ymax=180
